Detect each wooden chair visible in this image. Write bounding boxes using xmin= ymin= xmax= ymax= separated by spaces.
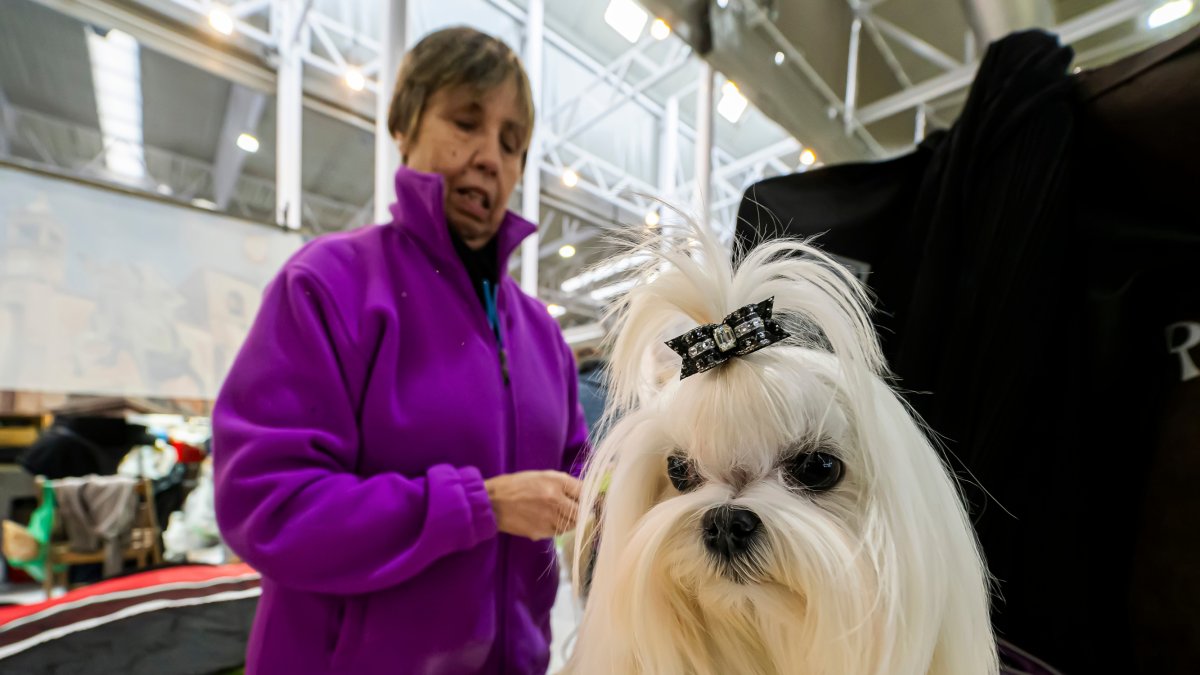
xmin=35 ymin=476 xmax=163 ymax=598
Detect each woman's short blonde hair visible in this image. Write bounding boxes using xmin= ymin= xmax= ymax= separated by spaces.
xmin=387 ymin=27 xmax=535 ymax=158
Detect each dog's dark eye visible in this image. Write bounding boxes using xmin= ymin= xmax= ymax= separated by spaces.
xmin=667 ymin=454 xmax=703 ymax=493
xmin=784 ymin=451 xmax=843 ymax=492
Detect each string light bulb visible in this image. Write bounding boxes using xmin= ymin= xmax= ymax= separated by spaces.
xmin=236 ymin=133 xmax=259 ymax=153
xmin=651 ymin=19 xmax=671 ymax=40
xmin=345 ymin=67 xmax=365 ymax=92
xmin=208 ymin=6 xmax=234 ymax=35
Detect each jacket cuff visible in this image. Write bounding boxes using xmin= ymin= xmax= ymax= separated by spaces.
xmin=457 ymin=465 xmax=498 ymax=546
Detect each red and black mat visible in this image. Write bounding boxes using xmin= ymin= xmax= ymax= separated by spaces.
xmin=0 ymin=564 xmax=259 ymax=674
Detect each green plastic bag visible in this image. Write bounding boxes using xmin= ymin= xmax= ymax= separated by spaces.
xmin=9 ymin=484 xmax=63 ymax=583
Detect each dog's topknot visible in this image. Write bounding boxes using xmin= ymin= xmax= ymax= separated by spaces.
xmin=599 ymin=215 xmax=885 ymax=415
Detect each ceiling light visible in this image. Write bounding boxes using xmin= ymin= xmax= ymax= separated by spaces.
xmin=236 ymin=133 xmax=259 ymax=153
xmin=562 ymin=169 xmax=579 ymax=188
xmin=1147 ymin=0 xmax=1193 ymax=28
xmin=345 ymin=67 xmax=365 ymax=92
xmin=605 ymin=0 xmax=649 ymax=43
xmin=717 ymin=0 xmax=730 ymax=8
xmin=547 ymin=303 xmax=567 ymax=318
xmin=774 ymin=51 xmax=785 ymax=66
xmin=559 ymin=244 xmax=577 ymax=258
xmin=208 ymin=6 xmax=234 ymax=36
xmin=191 ymin=198 xmax=217 ymax=210
xmin=645 ymin=210 xmax=660 ymax=226
xmin=650 ymin=18 xmax=671 ymax=40
xmin=717 ymin=81 xmax=748 ymax=124
xmin=799 ymin=148 xmax=817 ymax=166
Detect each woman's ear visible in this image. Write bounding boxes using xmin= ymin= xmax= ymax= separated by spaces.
xmin=393 ymin=132 xmax=408 ymax=164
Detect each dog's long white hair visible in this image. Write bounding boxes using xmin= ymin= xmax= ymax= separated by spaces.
xmin=566 ymin=221 xmax=997 ymax=675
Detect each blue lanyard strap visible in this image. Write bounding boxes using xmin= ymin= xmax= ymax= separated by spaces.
xmin=482 ymin=279 xmax=503 ymax=347
xmin=482 ymin=279 xmax=509 ymax=384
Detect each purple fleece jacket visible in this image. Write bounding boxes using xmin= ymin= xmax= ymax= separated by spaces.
xmin=213 ymin=166 xmax=588 ymax=674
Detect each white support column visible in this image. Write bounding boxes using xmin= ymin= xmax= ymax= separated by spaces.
xmin=914 ymin=104 xmax=927 ymax=143
xmin=374 ymin=0 xmax=407 ymax=224
xmin=275 ymin=0 xmax=304 ymax=229
xmin=694 ymin=64 xmax=714 ymax=231
xmin=520 ymin=0 xmax=544 ymax=296
xmin=659 ymin=96 xmax=679 ymax=203
xmin=844 ymin=16 xmax=862 ymax=136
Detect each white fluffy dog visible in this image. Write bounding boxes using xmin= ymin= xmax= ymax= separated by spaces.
xmin=566 ymin=224 xmax=997 ymax=675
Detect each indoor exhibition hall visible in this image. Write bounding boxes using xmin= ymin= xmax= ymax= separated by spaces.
xmin=0 ymin=0 xmax=1197 ymax=673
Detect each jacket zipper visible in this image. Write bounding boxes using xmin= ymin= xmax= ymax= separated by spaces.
xmin=484 ymin=278 xmax=516 ymax=668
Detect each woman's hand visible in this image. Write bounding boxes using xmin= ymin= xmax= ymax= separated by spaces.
xmin=484 ymin=471 xmax=582 ymax=541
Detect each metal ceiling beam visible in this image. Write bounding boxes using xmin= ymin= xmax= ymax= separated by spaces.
xmin=856 ymin=10 xmax=953 ymax=131
xmin=540 ymin=193 xmax=618 ymax=236
xmin=9 ymin=103 xmax=363 ymax=230
xmin=542 ymin=157 xmax=646 ymax=218
xmin=861 ymin=17 xmax=913 ymax=89
xmin=29 ymin=0 xmax=272 ymax=89
xmin=153 ymin=0 xmax=381 ymax=92
xmin=745 ymin=5 xmax=843 ymax=115
xmin=546 ymin=44 xmax=692 ymax=153
xmin=544 ymin=36 xmax=654 ymax=123
xmin=29 ymin=0 xmax=373 ymax=132
xmin=856 ymin=0 xmax=1150 ymax=125
xmin=869 ymin=15 xmax=963 ymax=71
xmin=713 ymin=137 xmax=800 ymax=182
xmin=484 ymin=0 xmax=738 ymax=169
xmin=844 ymin=17 xmax=862 ymax=136
xmin=739 ymin=0 xmax=882 ymax=157
xmin=212 ymin=84 xmax=266 ymax=209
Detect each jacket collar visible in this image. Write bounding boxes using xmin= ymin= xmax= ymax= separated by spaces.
xmin=387 ymin=165 xmax=536 ymax=273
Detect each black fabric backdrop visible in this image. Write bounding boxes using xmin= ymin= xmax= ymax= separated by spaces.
xmin=736 ymin=28 xmax=1200 ymax=674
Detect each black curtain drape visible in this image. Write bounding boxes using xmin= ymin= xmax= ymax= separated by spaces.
xmin=736 ymin=27 xmax=1200 ymax=674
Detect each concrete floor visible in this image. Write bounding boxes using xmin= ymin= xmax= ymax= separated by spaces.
xmin=548 ymin=569 xmax=582 ymax=672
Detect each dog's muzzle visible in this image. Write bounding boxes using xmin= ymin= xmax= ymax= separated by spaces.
xmin=702 ymin=505 xmax=762 ymax=561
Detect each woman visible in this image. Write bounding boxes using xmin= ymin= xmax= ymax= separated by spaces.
xmin=213 ymin=28 xmax=587 ymax=674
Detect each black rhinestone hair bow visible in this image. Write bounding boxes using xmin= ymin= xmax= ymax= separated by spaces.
xmin=665 ymin=298 xmax=790 ymax=379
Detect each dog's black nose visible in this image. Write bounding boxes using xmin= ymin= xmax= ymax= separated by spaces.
xmin=702 ymin=506 xmax=761 ymax=558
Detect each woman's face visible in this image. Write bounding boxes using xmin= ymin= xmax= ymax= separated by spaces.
xmin=398 ymin=79 xmax=527 ymax=250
